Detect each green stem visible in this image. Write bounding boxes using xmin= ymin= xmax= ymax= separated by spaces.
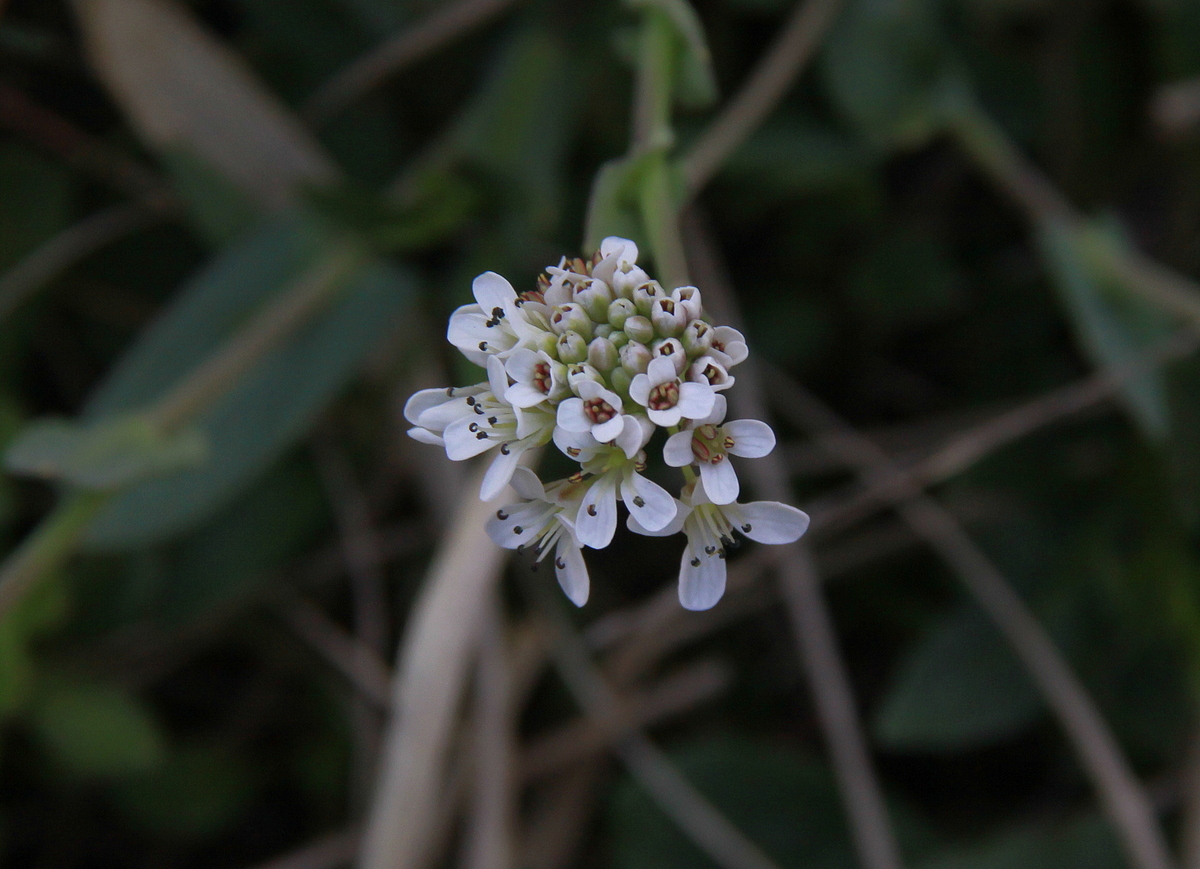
xmin=0 ymin=490 xmax=111 ymax=618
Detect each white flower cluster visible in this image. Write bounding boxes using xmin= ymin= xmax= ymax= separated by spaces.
xmin=404 ymin=237 xmax=810 ymax=610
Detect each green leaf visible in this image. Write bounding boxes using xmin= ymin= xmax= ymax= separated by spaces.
xmin=626 ymin=0 xmax=718 ymax=108
xmin=584 ymin=153 xmax=659 ymax=255
xmin=5 ymin=416 xmax=207 ymax=490
xmin=0 ymin=143 xmax=73 ymax=271
xmin=874 ymin=605 xmax=1043 ymax=751
xmin=158 ymin=147 xmax=262 ymax=248
xmin=820 ymin=0 xmax=957 ymax=150
xmin=114 ymin=741 xmax=258 ymax=839
xmin=79 ymin=212 xmax=411 ymax=550
xmin=720 ymin=116 xmax=874 ymax=195
xmin=1036 ymin=218 xmax=1176 ymax=442
xmin=915 ymin=813 xmax=1124 ymax=869
xmin=30 ymin=680 xmax=167 ymax=777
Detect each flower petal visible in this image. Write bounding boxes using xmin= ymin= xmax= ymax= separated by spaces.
xmin=699 ymin=394 xmax=728 ymax=426
xmin=407 ymin=426 xmax=444 ymax=446
xmin=505 ymin=382 xmax=547 ymax=408
xmin=554 ymin=538 xmax=590 ymax=606
xmin=647 ymin=405 xmax=683 ymax=427
xmin=662 ymin=430 xmax=695 ymax=467
xmin=613 ymin=414 xmax=651 ymax=459
xmin=556 ymin=398 xmax=592 ymax=433
xmin=627 ymin=499 xmax=688 ymax=537
xmin=730 ymin=501 xmax=810 ymax=544
xmin=678 ymin=543 xmax=727 ymax=611
xmin=505 ymin=348 xmax=540 ymax=383
xmin=443 ymin=416 xmax=497 ymax=461
xmin=628 ymin=373 xmax=651 ymax=407
xmin=404 ymin=388 xmax=453 ymax=425
xmin=472 ymin=271 xmax=517 ymax=313
xmin=486 ymin=355 xmax=509 ymax=401
xmin=509 ymin=467 xmax=545 ymax=500
xmin=645 ymin=355 xmax=676 ymax=387
xmin=676 ymin=382 xmax=715 ymax=420
xmin=699 ymin=458 xmax=739 ymax=505
xmin=485 ymin=501 xmax=548 ymax=550
xmin=554 ymin=427 xmax=602 ymax=462
xmin=591 ymin=414 xmax=625 ymax=443
xmin=576 ymin=474 xmax=618 ymax=549
xmin=480 ymin=445 xmax=523 ymax=500
xmin=724 ymin=419 xmax=776 ymax=458
xmin=621 ymin=471 xmax=677 ymax=532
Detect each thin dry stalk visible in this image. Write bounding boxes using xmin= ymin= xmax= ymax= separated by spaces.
xmin=688 ymin=218 xmax=905 ymax=869
xmin=304 ymin=0 xmax=520 ymax=123
xmin=271 ymin=593 xmax=393 ymax=711
xmin=1152 ymin=75 xmax=1200 ymax=137
xmin=766 ymin=373 xmax=1176 ymax=869
xmin=357 ymin=465 xmax=511 ymax=869
xmin=519 ymin=659 xmax=731 ymax=782
xmin=683 ymin=0 xmax=846 ymax=194
xmin=520 ymin=760 xmax=607 ymax=869
xmin=0 ymin=202 xmax=168 ymax=322
xmin=462 ymin=596 xmax=516 ymax=869
xmin=245 ymin=827 xmax=361 ymax=869
xmin=527 ymin=578 xmax=784 ymax=869
xmin=1182 ymin=724 xmax=1200 ymax=869
xmin=809 ymin=331 xmax=1200 ymax=535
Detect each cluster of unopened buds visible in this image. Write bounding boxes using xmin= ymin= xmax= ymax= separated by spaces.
xmin=404 ymin=237 xmax=809 ymax=610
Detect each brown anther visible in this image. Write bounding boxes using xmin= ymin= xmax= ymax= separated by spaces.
xmin=648 ymin=381 xmax=680 ymax=411
xmin=690 ymin=557 xmax=701 ymax=567
xmin=723 ymin=436 xmax=735 ymax=449
xmin=533 ymin=362 xmax=552 ymax=394
xmin=556 ymin=557 xmax=566 ymax=570
xmin=568 ymin=471 xmax=584 ymax=483
xmin=586 ymin=504 xmax=597 ymax=516
xmin=496 ymin=510 xmax=508 ymax=520
xmin=566 ymin=447 xmax=581 ymax=457
xmin=658 ymin=299 xmax=675 ymax=314
xmin=584 ymin=397 xmax=616 ymax=424
xmin=633 ymin=496 xmax=645 ymax=508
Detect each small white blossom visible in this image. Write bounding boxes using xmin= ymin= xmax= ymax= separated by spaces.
xmin=662 ymin=395 xmax=775 ymax=504
xmin=629 ymin=478 xmax=810 ymax=610
xmin=504 ymin=348 xmax=569 ymax=408
xmin=556 ymin=380 xmax=632 ymax=444
xmin=629 ymin=356 xmax=716 ymax=427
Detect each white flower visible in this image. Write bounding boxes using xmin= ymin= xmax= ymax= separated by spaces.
xmin=708 ymin=326 xmax=748 ymax=369
xmin=629 ymin=356 xmax=716 ymax=427
xmin=662 ymin=395 xmax=775 ymax=504
xmin=504 ymin=348 xmax=569 ymax=408
xmin=447 ymin=271 xmax=548 ymax=366
xmin=486 ymin=468 xmax=591 ymax=606
xmin=553 ymin=432 xmax=676 ymax=548
xmin=412 ymin=357 xmax=555 ymax=500
xmin=629 ymin=478 xmax=810 ymax=611
xmin=556 ymin=380 xmax=633 ymax=444
xmin=688 ymin=354 xmax=735 ymax=391
xmin=591 ymin=237 xmax=648 ymax=296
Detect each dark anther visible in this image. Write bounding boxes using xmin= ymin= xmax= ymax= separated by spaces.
xmin=633 ymin=496 xmax=645 ymax=508
xmin=478 ymin=341 xmax=489 ymax=351
xmin=741 ymin=523 xmax=752 ymax=533
xmin=476 ymin=431 xmax=489 ymax=439
xmin=496 ymin=509 xmax=508 ymax=520
xmin=499 ymin=443 xmax=511 ymax=455
xmin=488 ymin=416 xmax=498 ymax=425
xmin=516 ymin=544 xmax=526 ymax=554
xmin=469 ymin=422 xmax=480 ymax=432
xmin=492 ymin=307 xmax=504 ymax=320
xmin=690 ymin=557 xmax=701 ymax=567
xmin=555 ymin=557 xmax=566 ymax=570
xmin=474 ymin=405 xmax=484 ymax=414
xmin=513 ymin=525 xmax=524 ymax=534
xmin=704 ymin=545 xmax=716 ymax=555
xmin=446 ymin=387 xmax=455 ymax=396
xmin=586 ymin=505 xmax=597 ymax=516
xmin=718 ymin=549 xmax=727 ymax=559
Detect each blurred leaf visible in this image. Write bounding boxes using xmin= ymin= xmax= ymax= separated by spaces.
xmin=158 ymin=148 xmax=262 ymax=247
xmin=30 ymin=680 xmax=166 ymax=777
xmin=454 ymin=23 xmax=574 ymax=231
xmin=821 ymin=0 xmax=958 ymax=150
xmin=609 ymin=737 xmax=858 ymax=869
xmin=584 ymin=152 xmax=660 ymax=254
xmin=875 ymin=605 xmax=1043 ymax=751
xmin=159 ymin=458 xmax=325 ymax=625
xmin=0 ymin=573 xmax=69 ymax=717
xmin=5 ymin=416 xmax=207 ymax=490
xmin=114 ymin=741 xmax=258 ymax=839
xmin=1036 ymin=218 xmax=1175 ymax=442
xmin=720 ymin=116 xmax=874 ymax=195
xmin=627 ymin=0 xmax=719 ymax=108
xmin=0 ymin=143 xmax=73 ymax=271
xmin=74 ymin=0 xmax=337 ymax=210
xmin=915 ymin=813 xmax=1124 ymax=869
xmin=80 ymin=212 xmax=411 ymax=550
xmin=847 ymin=231 xmax=962 ymax=332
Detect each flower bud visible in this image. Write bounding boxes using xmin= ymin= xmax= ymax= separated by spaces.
xmin=623 ymin=315 xmax=654 ymax=344
xmin=608 ymin=366 xmax=633 ymax=400
xmin=587 ymin=336 xmax=619 ymax=372
xmin=671 ymin=286 xmax=703 ymax=321
xmin=650 ymin=298 xmax=687 ymax=337
xmin=607 ymin=298 xmax=637 ymax=330
xmin=688 ymin=354 xmax=735 ymax=391
xmin=567 ymin=362 xmax=604 ymax=392
xmin=633 ymin=280 xmax=665 ymax=316
xmin=611 ymin=264 xmax=649 ymax=299
xmin=535 ymin=331 xmax=559 ymax=357
xmin=619 ymin=341 xmax=652 ymax=375
xmin=557 ymin=330 xmax=589 ymax=363
xmin=549 ymin=303 xmax=593 ymax=340
xmin=681 ymin=319 xmax=714 ymax=357
xmin=608 ymin=329 xmax=630 ymax=349
xmin=575 ymin=279 xmax=613 ymax=323
xmin=651 ymin=337 xmax=687 ymax=375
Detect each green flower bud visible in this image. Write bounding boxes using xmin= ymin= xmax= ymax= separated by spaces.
xmin=575 ymin=280 xmax=613 ymax=322
xmin=681 ymin=319 xmax=714 ymax=357
xmin=557 ymin=330 xmax=589 ymax=363
xmin=567 ymin=362 xmax=604 ymax=392
xmin=587 ymin=336 xmax=619 ymax=372
xmin=624 ymin=315 xmax=654 ymax=344
xmin=549 ymin=303 xmax=593 ymax=340
xmin=633 ymin=280 xmax=665 ymax=316
xmin=608 ymin=366 xmax=633 ymax=401
xmin=619 ymin=340 xmax=652 ymax=375
xmin=607 ymin=298 xmax=637 ymax=329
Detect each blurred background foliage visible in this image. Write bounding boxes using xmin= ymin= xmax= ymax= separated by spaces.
xmin=0 ymin=0 xmax=1198 ymax=867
